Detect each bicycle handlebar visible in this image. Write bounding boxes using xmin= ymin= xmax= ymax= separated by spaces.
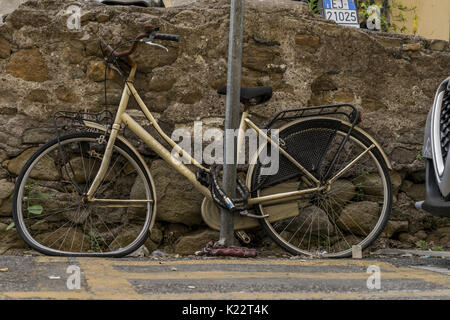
xmin=154 ymin=33 xmax=180 ymax=42
xmin=100 ymin=25 xmax=180 ymax=61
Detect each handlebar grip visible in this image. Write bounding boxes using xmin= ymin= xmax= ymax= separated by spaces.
xmin=154 ymin=33 xmax=180 ymax=42
xmin=99 ymin=38 xmax=134 ymax=67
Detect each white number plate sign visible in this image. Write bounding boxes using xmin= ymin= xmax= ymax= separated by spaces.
xmin=321 ymin=0 xmax=360 ymax=28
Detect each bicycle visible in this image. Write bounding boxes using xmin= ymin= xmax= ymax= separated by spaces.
xmin=12 ymin=25 xmax=392 ymax=258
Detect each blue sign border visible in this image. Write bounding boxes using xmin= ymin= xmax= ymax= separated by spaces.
xmin=322 ymin=0 xmax=357 ymax=10
xmin=319 ymin=0 xmax=360 ymax=27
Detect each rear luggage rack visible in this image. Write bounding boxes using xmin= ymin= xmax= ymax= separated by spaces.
xmin=265 ymin=104 xmax=361 ymax=129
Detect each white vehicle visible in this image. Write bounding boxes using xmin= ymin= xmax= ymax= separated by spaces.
xmin=416 ymin=77 xmax=450 ymax=218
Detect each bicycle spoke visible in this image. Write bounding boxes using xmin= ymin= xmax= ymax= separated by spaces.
xmin=254 ymin=120 xmax=391 ymax=257
xmin=14 ymin=133 xmax=153 ymax=257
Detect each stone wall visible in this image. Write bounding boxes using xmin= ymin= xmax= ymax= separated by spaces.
xmin=163 ymin=0 xmax=196 ymax=7
xmin=0 ymin=0 xmax=450 ymax=255
xmin=0 ymin=0 xmax=27 ymax=23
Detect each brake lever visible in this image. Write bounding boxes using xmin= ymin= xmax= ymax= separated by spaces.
xmin=141 ymin=39 xmax=169 ymax=52
xmin=108 ymin=64 xmax=124 ymax=77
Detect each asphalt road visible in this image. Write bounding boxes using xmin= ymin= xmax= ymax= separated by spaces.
xmin=0 ymin=254 xmax=449 ymax=300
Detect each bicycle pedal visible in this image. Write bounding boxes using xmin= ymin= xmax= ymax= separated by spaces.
xmin=235 ymin=230 xmax=251 ymax=244
xmin=239 ymin=210 xmax=269 ymax=219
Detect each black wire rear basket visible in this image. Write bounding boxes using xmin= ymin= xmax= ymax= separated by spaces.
xmin=251 ymin=104 xmax=361 ymax=192
xmin=52 ymin=110 xmax=115 ymax=138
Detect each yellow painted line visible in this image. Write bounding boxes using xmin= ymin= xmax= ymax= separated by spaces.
xmin=104 ymin=258 xmax=400 ymax=271
xmin=0 ymin=290 xmax=94 ymax=300
xmin=34 ymin=257 xmax=402 ymax=272
xmin=2 ymin=289 xmax=449 ymax=300
xmin=34 ymin=257 xmax=70 ymax=263
xmin=118 ymin=270 xmax=435 ymax=281
xmin=394 ymin=267 xmax=450 ymax=289
xmin=1 ymin=257 xmax=448 ymax=300
xmin=141 ymin=289 xmax=450 ymax=300
xmin=77 ymin=259 xmax=142 ymax=300
xmin=34 ymin=258 xmax=450 ymax=286
xmin=75 ymin=258 xmax=450 ymax=289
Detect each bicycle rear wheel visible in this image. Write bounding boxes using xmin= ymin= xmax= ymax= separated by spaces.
xmin=12 ymin=132 xmax=155 ymax=257
xmin=249 ymin=118 xmax=392 ymax=258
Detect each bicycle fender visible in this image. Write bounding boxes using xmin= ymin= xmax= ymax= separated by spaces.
xmin=247 ymin=116 xmax=392 ymax=184
xmin=82 ymin=120 xmax=158 ymax=231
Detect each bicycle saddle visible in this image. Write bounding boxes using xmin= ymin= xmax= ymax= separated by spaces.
xmin=217 ymin=86 xmax=273 ymax=105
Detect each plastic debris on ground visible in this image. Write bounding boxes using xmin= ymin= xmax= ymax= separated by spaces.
xmin=151 ymin=249 xmax=169 ymax=258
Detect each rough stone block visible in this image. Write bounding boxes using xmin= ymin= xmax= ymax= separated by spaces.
xmin=163 ymin=0 xmax=196 ymax=7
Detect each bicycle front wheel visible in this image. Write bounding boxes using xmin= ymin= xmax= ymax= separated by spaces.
xmin=249 ymin=118 xmax=392 ymax=258
xmin=12 ymin=132 xmax=155 ymax=257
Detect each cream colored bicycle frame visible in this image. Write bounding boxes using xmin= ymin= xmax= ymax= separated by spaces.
xmin=85 ymin=64 xmax=379 ymax=207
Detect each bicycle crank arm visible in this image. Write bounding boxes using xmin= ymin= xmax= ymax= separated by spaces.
xmin=235 ymin=230 xmax=251 ymax=244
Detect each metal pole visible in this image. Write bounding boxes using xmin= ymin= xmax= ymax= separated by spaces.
xmin=219 ymin=0 xmax=245 ymax=247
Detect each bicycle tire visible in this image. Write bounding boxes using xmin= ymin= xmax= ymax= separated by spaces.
xmin=12 ymin=131 xmax=155 ymax=257
xmin=248 ymin=118 xmax=392 ymax=258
